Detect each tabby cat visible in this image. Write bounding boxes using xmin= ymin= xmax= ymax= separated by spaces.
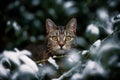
xmin=27 ymin=18 xmax=77 ymax=61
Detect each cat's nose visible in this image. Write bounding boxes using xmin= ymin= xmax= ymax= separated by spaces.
xmin=59 ymin=41 xmax=65 ymax=48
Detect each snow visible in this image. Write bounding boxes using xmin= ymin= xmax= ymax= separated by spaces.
xmin=97 ymin=8 xmax=109 ymax=21
xmin=71 ymin=73 xmax=83 ymax=80
xmin=19 ymin=55 xmax=39 ymax=72
xmin=86 ymin=24 xmax=99 ymax=36
xmin=81 ymin=50 xmax=88 ymax=56
xmin=64 ymin=1 xmax=74 ymax=8
xmin=52 ymin=61 xmax=81 ymax=80
xmin=0 ymin=64 xmax=10 ymax=78
xmin=67 ymin=51 xmax=80 ymax=64
xmin=83 ymin=60 xmax=105 ymax=76
xmin=48 ymin=57 xmax=59 ymax=69
xmin=13 ymin=21 xmax=21 ymax=31
xmin=0 ymin=48 xmax=39 ymax=79
xmin=90 ymin=39 xmax=101 ymax=55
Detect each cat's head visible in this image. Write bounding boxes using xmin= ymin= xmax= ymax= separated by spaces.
xmin=46 ymin=18 xmax=77 ymax=54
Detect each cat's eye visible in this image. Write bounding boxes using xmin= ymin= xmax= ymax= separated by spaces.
xmin=66 ymin=36 xmax=72 ymax=41
xmin=52 ymin=36 xmax=58 ymax=41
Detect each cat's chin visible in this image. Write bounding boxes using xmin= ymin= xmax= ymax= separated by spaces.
xmin=55 ymin=49 xmax=69 ymax=54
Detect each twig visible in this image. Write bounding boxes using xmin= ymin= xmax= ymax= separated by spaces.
xmin=36 ymin=54 xmax=67 ymax=64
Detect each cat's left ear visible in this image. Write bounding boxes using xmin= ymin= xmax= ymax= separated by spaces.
xmin=46 ymin=18 xmax=57 ymax=33
xmin=66 ymin=18 xmax=77 ymax=33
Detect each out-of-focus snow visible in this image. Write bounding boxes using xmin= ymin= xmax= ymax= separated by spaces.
xmin=70 ymin=73 xmax=83 ymax=80
xmin=48 ymin=57 xmax=59 ymax=69
xmin=0 ymin=55 xmax=11 ymax=79
xmin=19 ymin=55 xmax=39 ymax=72
xmin=89 ymin=39 xmax=101 ymax=56
xmin=97 ymin=8 xmax=109 ymax=21
xmin=66 ymin=50 xmax=81 ymax=67
xmin=0 ymin=48 xmax=39 ymax=80
xmin=86 ymin=24 xmax=99 ymax=42
xmin=83 ymin=60 xmax=105 ymax=76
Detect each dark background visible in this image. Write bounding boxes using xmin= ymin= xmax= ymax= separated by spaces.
xmin=0 ymin=0 xmax=120 ymax=51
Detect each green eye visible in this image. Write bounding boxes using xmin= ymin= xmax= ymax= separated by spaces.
xmin=52 ymin=36 xmax=58 ymax=41
xmin=66 ymin=36 xmax=72 ymax=41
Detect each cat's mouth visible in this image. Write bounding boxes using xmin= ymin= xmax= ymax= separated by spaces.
xmin=57 ymin=47 xmax=69 ymax=54
xmin=60 ymin=47 xmax=64 ymax=50
xmin=57 ymin=49 xmax=66 ymax=54
xmin=52 ymin=45 xmax=70 ymax=54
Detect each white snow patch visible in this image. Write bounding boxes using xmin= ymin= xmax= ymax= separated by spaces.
xmin=86 ymin=24 xmax=99 ymax=35
xmin=83 ymin=60 xmax=105 ymax=76
xmin=48 ymin=57 xmax=59 ymax=69
xmin=97 ymin=8 xmax=109 ymax=21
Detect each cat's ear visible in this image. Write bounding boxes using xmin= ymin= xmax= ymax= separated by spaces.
xmin=46 ymin=18 xmax=57 ymax=33
xmin=66 ymin=18 xmax=77 ymax=33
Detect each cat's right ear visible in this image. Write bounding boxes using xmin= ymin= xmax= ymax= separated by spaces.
xmin=46 ymin=18 xmax=57 ymax=33
xmin=66 ymin=18 xmax=77 ymax=33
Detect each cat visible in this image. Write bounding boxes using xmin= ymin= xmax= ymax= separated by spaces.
xmin=26 ymin=18 xmax=77 ymax=62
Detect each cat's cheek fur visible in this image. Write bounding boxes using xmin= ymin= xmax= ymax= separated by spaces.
xmin=62 ymin=46 xmax=67 ymax=49
xmin=54 ymin=46 xmax=61 ymax=50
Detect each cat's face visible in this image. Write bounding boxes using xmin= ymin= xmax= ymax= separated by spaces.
xmin=46 ymin=18 xmax=77 ymax=54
